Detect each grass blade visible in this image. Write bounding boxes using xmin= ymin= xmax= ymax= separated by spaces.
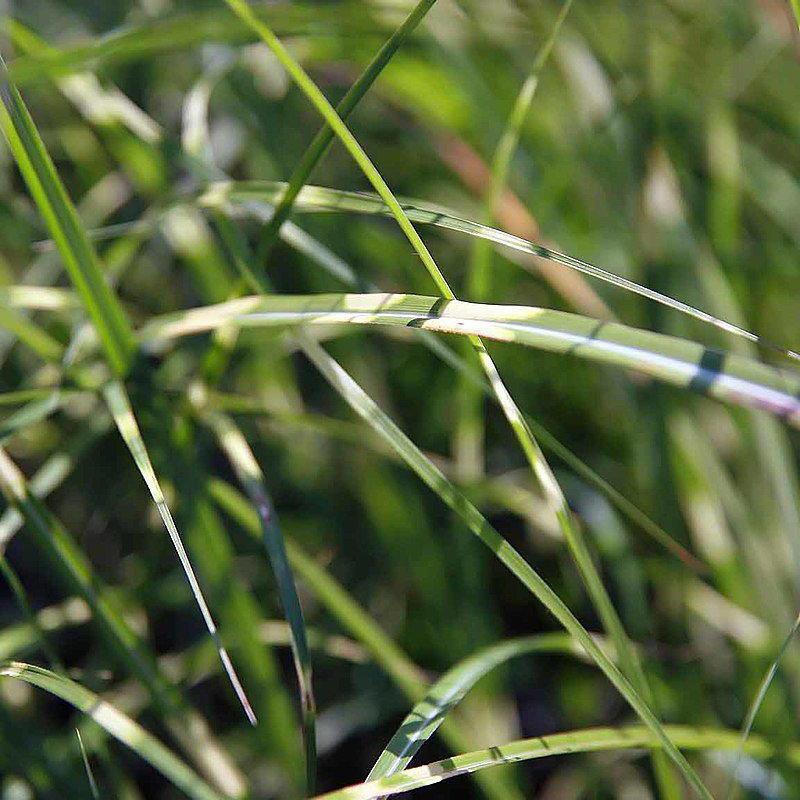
xmin=0 ymin=662 xmax=224 ymax=800
xmin=139 ymin=292 xmax=800 ymax=430
xmin=102 ymin=379 xmax=256 ymax=726
xmin=201 ymin=181 xmax=800 ymax=363
xmin=76 ymin=729 xmax=100 ymax=800
xmin=726 ymin=611 xmax=800 ymax=799
xmin=315 ymin=724 xmax=796 ymax=800
xmin=204 ymin=409 xmax=316 ymax=788
xmin=368 ymin=633 xmax=590 ymax=780
xmin=13 ymin=9 xmax=702 ymax=590
xmin=208 ymin=477 xmax=426 ymax=696
xmin=0 ymin=305 xmax=64 ymax=361
xmin=208 ymin=478 xmax=523 ymax=800
xmin=298 ymin=335 xmax=711 ymax=798
xmin=0 ymin=57 xmax=135 ymax=377
xmin=220 ymin=0 xmax=452 ymax=299
xmin=467 ymin=0 xmax=575 ymax=300
xmin=255 ymin=0 xmax=438 ymax=263
xmin=179 ymin=11 xmax=700 ymax=772
xmin=0 ymin=445 xmax=246 ymax=794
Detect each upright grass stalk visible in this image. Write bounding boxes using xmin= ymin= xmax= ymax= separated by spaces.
xmin=458 ymin=1 xmax=674 ymax=793
xmin=467 ymin=0 xmax=576 ymax=301
xmin=0 ymin=56 xmax=135 ymax=377
xmin=255 ymin=0 xmax=439 ymax=263
xmin=208 ymin=478 xmax=522 ymax=800
xmin=206 ymin=196 xmax=516 ymax=800
xmin=300 ymin=335 xmax=711 ymax=798
xmin=203 ymin=409 xmax=316 ymax=790
xmin=456 ymin=0 xmax=575 ymax=479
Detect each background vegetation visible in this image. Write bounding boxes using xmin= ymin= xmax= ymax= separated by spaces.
xmin=0 ymin=0 xmax=799 ymax=797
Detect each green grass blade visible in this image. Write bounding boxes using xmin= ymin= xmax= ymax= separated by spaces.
xmin=0 ymin=392 xmax=63 ymax=445
xmin=220 ymin=0 xmax=454 ymax=299
xmin=11 ymin=4 xmax=703 ymax=595
xmin=0 ymin=305 xmax=64 ymax=361
xmin=204 ymin=409 xmax=316 ymax=789
xmin=726 ymin=610 xmax=800 ymax=799
xmin=102 ymin=379 xmax=256 ymax=726
xmin=298 ymin=335 xmax=711 ymax=798
xmin=208 ymin=478 xmax=524 ymax=800
xmin=208 ymin=476 xmax=427 ymax=697
xmin=0 ymin=445 xmax=246 ymax=794
xmin=76 ymin=729 xmax=100 ymax=800
xmin=139 ymin=293 xmax=800 ymax=430
xmin=256 ymin=0 xmax=438 ymax=263
xmin=201 ymin=181 xmax=800 ymax=363
xmin=0 ymin=58 xmax=135 ymax=376
xmin=316 ymin=724 xmax=796 ymax=800
xmin=5 ymin=287 xmax=704 ymax=571
xmin=367 ymin=633 xmax=589 ymax=780
xmin=468 ymin=0 xmax=574 ymax=300
xmin=207 ymin=389 xmax=703 ymax=572
xmin=525 ymin=420 xmax=706 ymax=572
xmin=0 ymin=662 xmax=224 ymax=800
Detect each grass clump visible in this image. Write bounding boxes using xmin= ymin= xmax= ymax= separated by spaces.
xmin=0 ymin=1 xmax=799 ymax=798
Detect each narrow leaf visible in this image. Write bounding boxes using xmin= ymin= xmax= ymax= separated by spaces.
xmin=102 ymin=379 xmax=257 ymax=725
xmin=201 ymin=180 xmax=800 ymax=363
xmin=0 ymin=662 xmax=224 ymax=800
xmin=0 ymin=57 xmax=135 ymax=376
xmin=314 ymin=724 xmax=796 ymax=800
xmin=139 ymin=293 xmax=800 ymax=430
xmin=204 ymin=409 xmax=316 ymax=786
xmin=368 ymin=633 xmax=590 ymax=780
xmin=299 ymin=335 xmax=711 ymax=798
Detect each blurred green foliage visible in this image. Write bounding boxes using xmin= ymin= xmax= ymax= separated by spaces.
xmin=0 ymin=0 xmax=799 ymax=797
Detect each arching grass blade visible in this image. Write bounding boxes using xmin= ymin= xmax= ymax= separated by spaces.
xmin=0 ymin=662 xmax=225 ymax=800
xmin=201 ymin=181 xmax=800 ymax=364
xmin=139 ymin=293 xmax=800 ymax=430
xmin=368 ymin=633 xmax=591 ymax=780
xmin=315 ymin=724 xmax=798 ymax=800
